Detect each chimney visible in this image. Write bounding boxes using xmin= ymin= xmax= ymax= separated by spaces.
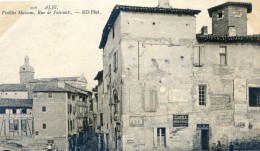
xmin=158 ymin=0 xmax=170 ymax=8
xmin=201 ymin=26 xmax=208 ymax=35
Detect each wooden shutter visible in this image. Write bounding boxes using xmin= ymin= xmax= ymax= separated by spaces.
xmin=193 ymin=46 xmax=200 ymax=66
xmin=193 ymin=46 xmax=204 ymax=66
xmin=200 ymin=46 xmax=204 ymax=65
xmin=153 ymin=127 xmax=157 ymax=147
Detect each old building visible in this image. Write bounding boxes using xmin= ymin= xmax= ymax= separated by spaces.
xmin=32 ymin=82 xmax=92 ymax=151
xmin=0 ymin=57 xmax=34 ymax=139
xmin=97 ymin=1 xmax=260 ymax=151
xmin=0 ymin=98 xmax=33 ymax=138
xmin=0 ymin=84 xmax=29 ymax=99
xmin=0 ymin=56 xmax=93 ymax=151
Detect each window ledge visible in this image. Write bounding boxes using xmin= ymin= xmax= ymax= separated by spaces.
xmin=219 ymin=64 xmax=228 ymax=67
xmin=248 ymin=107 xmax=260 ymax=110
xmin=217 ymin=17 xmax=224 ymax=21
xmin=193 ymin=64 xmax=204 ymax=67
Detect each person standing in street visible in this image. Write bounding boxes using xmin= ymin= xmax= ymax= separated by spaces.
xmin=229 ymin=142 xmax=234 ymax=151
xmin=216 ymin=141 xmax=222 ymax=151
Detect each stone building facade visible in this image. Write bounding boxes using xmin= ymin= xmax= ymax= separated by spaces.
xmin=97 ymin=1 xmax=260 ymax=151
xmin=0 ymin=56 xmax=93 ymax=151
xmin=32 ymin=82 xmax=92 ymax=151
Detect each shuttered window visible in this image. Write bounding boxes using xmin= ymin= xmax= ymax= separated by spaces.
xmin=220 ymin=46 xmax=227 ymax=65
xmin=144 ymin=85 xmax=157 ymax=112
xmin=193 ymin=46 xmax=204 ymax=67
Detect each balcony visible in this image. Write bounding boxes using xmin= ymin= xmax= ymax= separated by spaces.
xmin=0 ymin=114 xmax=33 ymax=119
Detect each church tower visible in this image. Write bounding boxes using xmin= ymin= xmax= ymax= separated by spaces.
xmin=19 ymin=56 xmax=35 ymax=84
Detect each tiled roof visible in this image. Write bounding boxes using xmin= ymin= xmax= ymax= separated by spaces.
xmin=0 ymin=84 xmax=28 ymax=91
xmin=32 ymin=83 xmax=67 ymax=92
xmin=196 ymin=34 xmax=260 ymax=43
xmin=30 ymin=77 xmax=80 ymax=83
xmin=65 ymin=83 xmax=92 ymax=95
xmin=0 ymin=98 xmax=32 ymax=108
xmin=208 ymin=2 xmax=252 ymax=17
xmin=99 ymin=5 xmax=201 ymax=49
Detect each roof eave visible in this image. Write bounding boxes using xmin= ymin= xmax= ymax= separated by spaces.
xmin=208 ymin=2 xmax=252 ymax=17
xmin=99 ymin=5 xmax=201 ymax=49
xmin=196 ymin=34 xmax=260 ymax=43
xmin=32 ymin=90 xmax=67 ymax=92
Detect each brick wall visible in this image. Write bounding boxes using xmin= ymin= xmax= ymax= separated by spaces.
xmin=212 ymin=6 xmax=248 ymax=36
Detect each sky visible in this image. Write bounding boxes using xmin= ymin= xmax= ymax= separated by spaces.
xmin=0 ymin=0 xmax=259 ymax=90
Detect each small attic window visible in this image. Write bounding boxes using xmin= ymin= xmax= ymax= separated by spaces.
xmin=218 ymin=12 xmax=223 ymax=18
xmin=23 ymin=68 xmax=25 ymax=70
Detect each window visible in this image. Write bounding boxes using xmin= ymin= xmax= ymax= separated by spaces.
xmin=68 ymin=104 xmax=71 ymax=114
xmin=68 ymin=92 xmax=71 ymax=99
xmin=90 ymin=100 xmax=93 ymax=111
xmin=68 ymin=120 xmax=70 ymax=131
xmin=228 ymin=26 xmax=236 ymax=36
xmin=35 ymin=131 xmax=39 ymax=135
xmin=112 ymin=25 xmax=115 ymax=38
xmin=220 ymin=46 xmax=227 ymax=65
xmin=144 ymin=87 xmax=157 ymax=112
xmin=157 ymin=128 xmax=166 ymax=147
xmin=21 ymin=108 xmax=27 ymax=114
xmin=9 ymin=120 xmax=19 ymax=131
xmin=73 ymin=106 xmax=76 ymax=114
xmin=33 ymin=93 xmax=37 ymax=98
xmin=218 ymin=12 xmax=223 ymax=18
xmin=47 ymin=140 xmax=54 ymax=144
xmin=72 ymin=95 xmax=75 ymax=101
xmin=100 ymin=113 xmax=103 ymax=126
xmin=70 ymin=120 xmax=72 ymax=131
xmin=113 ymin=52 xmax=118 ymax=72
xmin=249 ymin=88 xmax=260 ymax=107
xmin=199 ymin=85 xmax=206 ymax=106
xmin=109 ymin=64 xmax=111 ymax=82
xmin=193 ymin=46 xmax=204 ymax=67
xmin=48 ymin=92 xmax=52 ymax=98
xmin=0 ymin=108 xmax=5 ymax=114
xmin=42 ymin=106 xmax=46 ymax=112
xmin=12 ymin=109 xmax=17 ymax=114
xmin=21 ymin=120 xmax=27 ymax=132
xmin=9 ymin=120 xmax=14 ymax=131
xmin=43 ymin=123 xmax=46 ymax=129
xmin=79 ymin=96 xmax=82 ymax=101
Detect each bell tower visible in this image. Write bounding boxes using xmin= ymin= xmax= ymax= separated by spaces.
xmin=19 ymin=56 xmax=35 ymax=84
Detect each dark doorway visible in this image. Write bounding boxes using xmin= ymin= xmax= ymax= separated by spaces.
xmin=100 ymin=134 xmax=104 ymax=151
xmin=197 ymin=124 xmax=209 ymax=150
xmin=106 ymin=133 xmax=109 ymax=151
xmin=201 ymin=129 xmax=209 ymax=150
